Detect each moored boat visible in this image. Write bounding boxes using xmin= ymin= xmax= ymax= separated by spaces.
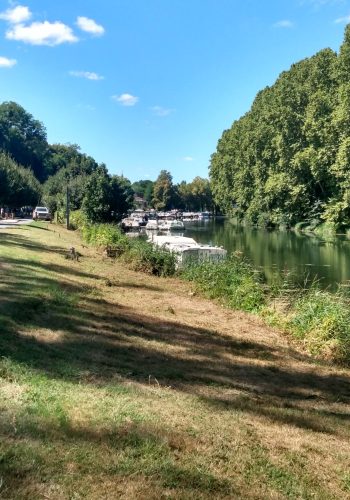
xmin=158 ymin=219 xmax=185 ymax=231
xmin=148 ymin=234 xmax=227 ymax=267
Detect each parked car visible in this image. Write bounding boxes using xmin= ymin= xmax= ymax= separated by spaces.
xmin=32 ymin=206 xmax=52 ymax=221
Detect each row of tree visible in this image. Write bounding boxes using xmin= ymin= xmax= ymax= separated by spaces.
xmin=0 ymin=101 xmax=213 ymax=221
xmin=210 ymin=25 xmax=350 ymax=228
xmin=133 ymin=171 xmax=213 ymax=212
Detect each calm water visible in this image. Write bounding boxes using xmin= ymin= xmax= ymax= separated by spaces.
xmin=180 ymin=218 xmax=350 ymax=289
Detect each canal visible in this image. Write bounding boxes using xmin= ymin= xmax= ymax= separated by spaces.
xmin=181 ymin=218 xmax=350 ymax=289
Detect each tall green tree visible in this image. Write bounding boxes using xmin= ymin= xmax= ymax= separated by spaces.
xmin=0 ymin=101 xmax=48 ymax=182
xmin=0 ymin=152 xmax=41 ymax=208
xmin=131 ymin=179 xmax=154 ymax=205
xmin=82 ymin=167 xmax=133 ymax=222
xmin=209 ymin=24 xmax=350 ymax=228
xmin=152 ymin=170 xmax=175 ymax=210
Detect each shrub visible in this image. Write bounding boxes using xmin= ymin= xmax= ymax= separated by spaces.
xmin=82 ymin=223 xmax=129 ymax=252
xmin=181 ymin=253 xmax=266 ymax=312
xmin=123 ymin=239 xmax=176 ymax=277
xmin=286 ymin=287 xmax=350 ymax=362
xmin=69 ymin=209 xmax=88 ymax=230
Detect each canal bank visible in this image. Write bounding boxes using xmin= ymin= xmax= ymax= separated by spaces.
xmin=1 ymin=223 xmax=349 ymax=498
xmin=183 ymin=218 xmax=350 ymax=289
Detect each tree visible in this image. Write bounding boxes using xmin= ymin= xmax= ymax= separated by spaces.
xmin=82 ymin=166 xmax=113 ymax=222
xmin=44 ymin=143 xmax=99 ymax=178
xmin=0 ymin=152 xmax=41 ymax=208
xmin=0 ymin=101 xmax=48 ymax=182
xmin=42 ymin=144 xmax=100 ymax=214
xmin=110 ymin=175 xmax=134 ymax=216
xmin=209 ymin=25 xmax=350 ymax=228
xmin=152 ymin=170 xmax=175 ymax=210
xmin=131 ymin=180 xmax=154 ymax=206
xmin=82 ymin=167 xmax=134 ymax=223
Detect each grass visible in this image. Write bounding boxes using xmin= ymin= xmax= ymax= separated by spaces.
xmin=0 ymin=223 xmax=350 ymax=498
xmin=181 ymin=253 xmax=266 ymax=312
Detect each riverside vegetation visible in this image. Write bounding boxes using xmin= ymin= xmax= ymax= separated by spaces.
xmin=72 ymin=212 xmax=350 ymax=364
xmin=0 ymin=222 xmax=350 ymax=499
xmin=210 ymin=24 xmax=350 ymax=233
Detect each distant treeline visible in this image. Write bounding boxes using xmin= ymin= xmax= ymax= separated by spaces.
xmin=210 ymin=25 xmax=350 ymax=230
xmin=0 ymin=101 xmax=213 ymax=221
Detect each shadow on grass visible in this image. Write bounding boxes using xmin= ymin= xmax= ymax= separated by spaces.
xmin=1 ymin=232 xmax=350 ymax=439
xmin=0 ymin=231 xmax=66 ymax=254
xmin=0 ymin=417 xmax=232 ymax=498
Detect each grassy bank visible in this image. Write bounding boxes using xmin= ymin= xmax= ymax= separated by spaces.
xmin=1 ymin=224 xmax=350 ymax=498
xmin=77 ymin=219 xmax=350 ymax=364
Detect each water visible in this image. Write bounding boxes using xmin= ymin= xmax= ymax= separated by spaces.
xmin=180 ymin=218 xmax=350 ymax=289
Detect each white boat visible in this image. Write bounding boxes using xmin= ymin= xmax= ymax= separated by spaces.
xmin=148 ymin=235 xmax=227 ymax=268
xmin=145 ymin=219 xmax=159 ymax=230
xmin=158 ymin=219 xmax=185 ymax=231
xmin=198 ymin=211 xmax=211 ymax=219
xmin=121 ymin=217 xmax=141 ymax=229
xmin=122 ymin=210 xmax=147 ymax=230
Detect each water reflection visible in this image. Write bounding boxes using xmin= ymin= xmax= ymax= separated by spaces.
xmin=182 ymin=218 xmax=350 ymax=289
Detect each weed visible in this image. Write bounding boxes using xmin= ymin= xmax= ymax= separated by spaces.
xmin=123 ymin=239 xmax=176 ymax=277
xmin=181 ymin=252 xmax=266 ymax=312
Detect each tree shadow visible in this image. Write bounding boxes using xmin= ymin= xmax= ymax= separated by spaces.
xmin=0 ymin=231 xmax=70 ymax=256
xmin=0 ymin=416 xmax=232 ymax=498
xmin=1 ymin=248 xmax=350 ymax=438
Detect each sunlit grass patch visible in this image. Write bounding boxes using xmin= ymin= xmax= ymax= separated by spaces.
xmin=1 ymin=226 xmax=350 ymax=499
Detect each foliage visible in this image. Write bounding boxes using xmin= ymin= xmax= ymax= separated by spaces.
xmin=82 ymin=222 xmax=128 ymax=249
xmin=81 ymin=221 xmax=176 ymax=276
xmin=0 ymin=101 xmax=49 ymax=182
xmin=152 ymin=170 xmax=176 ymax=210
xmin=0 ymin=152 xmax=41 ymax=208
xmin=285 ymin=287 xmax=350 ymax=362
xmin=68 ymin=209 xmax=88 ymax=230
xmin=82 ymin=167 xmax=134 ymax=223
xmin=122 ymin=239 xmax=177 ymax=276
xmin=44 ymin=143 xmax=99 ymax=178
xmin=110 ymin=175 xmax=135 ymax=216
xmin=132 ymin=179 xmax=154 ymax=205
xmin=210 ymin=26 xmax=350 ymax=229
xmin=181 ymin=253 xmax=266 ymax=312
xmin=42 ymin=168 xmax=90 ymax=215
xmin=177 ymin=177 xmax=213 ymax=211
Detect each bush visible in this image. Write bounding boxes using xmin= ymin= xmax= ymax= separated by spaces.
xmin=286 ymin=287 xmax=350 ymax=362
xmin=82 ymin=223 xmax=129 ymax=252
xmin=181 ymin=253 xmax=266 ymax=312
xmin=123 ymin=239 xmax=176 ymax=277
xmin=80 ymin=223 xmax=175 ymax=276
xmin=69 ymin=209 xmax=88 ymax=230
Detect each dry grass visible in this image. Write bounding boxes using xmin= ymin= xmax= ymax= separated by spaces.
xmin=0 ymin=223 xmax=350 ymax=499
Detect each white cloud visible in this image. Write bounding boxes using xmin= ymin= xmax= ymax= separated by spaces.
xmin=150 ymin=105 xmax=174 ymax=117
xmin=0 ymin=5 xmax=31 ymax=24
xmin=0 ymin=56 xmax=17 ymax=67
xmin=273 ymin=20 xmax=294 ymax=28
xmin=112 ymin=93 xmax=139 ymax=106
xmin=70 ymin=70 xmax=104 ymax=80
xmin=335 ymin=14 xmax=350 ymax=23
xmin=183 ymin=156 xmax=194 ymax=162
xmin=6 ymin=21 xmax=78 ymax=46
xmin=76 ymin=16 xmax=104 ymax=36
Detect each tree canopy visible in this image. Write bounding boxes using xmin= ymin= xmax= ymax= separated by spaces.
xmin=210 ymin=25 xmax=350 ymax=228
xmin=0 ymin=152 xmax=41 ymax=208
xmin=0 ymin=102 xmax=48 ymax=182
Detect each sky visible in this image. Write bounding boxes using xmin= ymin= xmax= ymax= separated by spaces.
xmin=0 ymin=0 xmax=350 ymax=184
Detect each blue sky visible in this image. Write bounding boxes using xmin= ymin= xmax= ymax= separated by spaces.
xmin=0 ymin=0 xmax=349 ymax=183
